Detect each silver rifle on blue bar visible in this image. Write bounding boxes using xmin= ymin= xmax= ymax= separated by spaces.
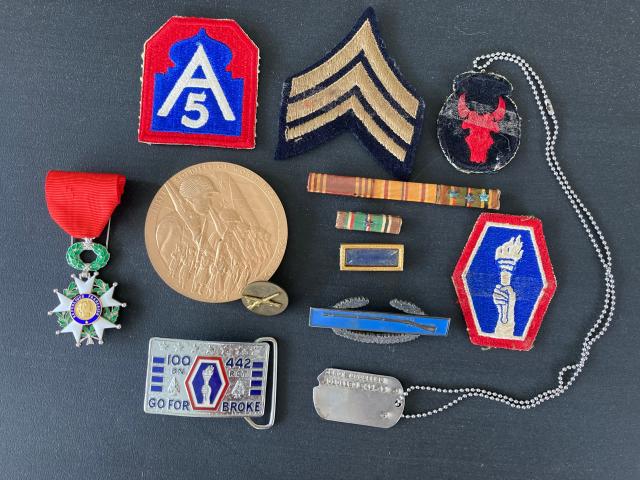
xmin=309 ymin=308 xmax=450 ymax=336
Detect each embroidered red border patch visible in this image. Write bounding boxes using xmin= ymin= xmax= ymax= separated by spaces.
xmin=452 ymin=213 xmax=557 ymax=351
xmin=138 ymin=16 xmax=258 ymax=149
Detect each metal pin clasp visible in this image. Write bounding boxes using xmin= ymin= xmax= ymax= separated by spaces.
xmin=545 ymin=98 xmax=554 ymax=115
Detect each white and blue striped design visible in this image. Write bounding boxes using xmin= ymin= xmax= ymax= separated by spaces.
xmin=250 ymin=361 xmax=264 ymax=396
xmin=149 ymin=356 xmax=164 ymax=393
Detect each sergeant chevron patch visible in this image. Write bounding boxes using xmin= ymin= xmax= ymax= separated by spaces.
xmin=275 ymin=7 xmax=425 ymax=180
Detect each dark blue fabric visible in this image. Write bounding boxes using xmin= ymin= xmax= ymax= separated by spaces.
xmin=274 ymin=7 xmax=425 ymax=180
xmin=437 ymin=72 xmax=521 ymax=174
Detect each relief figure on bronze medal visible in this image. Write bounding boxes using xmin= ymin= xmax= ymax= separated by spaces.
xmin=155 ymin=174 xmax=272 ymax=301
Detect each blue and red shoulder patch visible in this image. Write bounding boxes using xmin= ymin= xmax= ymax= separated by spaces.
xmin=452 ymin=213 xmax=557 ymax=351
xmin=274 ymin=7 xmax=425 ymax=180
xmin=138 ymin=16 xmax=258 ymax=149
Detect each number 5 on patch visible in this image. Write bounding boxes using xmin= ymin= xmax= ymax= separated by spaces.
xmin=138 ymin=16 xmax=259 ymax=149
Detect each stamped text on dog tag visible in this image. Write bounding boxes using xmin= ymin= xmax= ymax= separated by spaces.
xmin=313 ymin=368 xmax=404 ymax=428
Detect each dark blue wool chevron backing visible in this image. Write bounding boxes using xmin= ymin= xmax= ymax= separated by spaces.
xmin=274 ymin=7 xmax=425 ymax=180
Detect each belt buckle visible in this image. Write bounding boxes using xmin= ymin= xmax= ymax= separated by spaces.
xmin=143 ymin=337 xmax=277 ymax=430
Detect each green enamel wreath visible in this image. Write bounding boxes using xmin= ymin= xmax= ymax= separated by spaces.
xmin=65 ymin=242 xmax=110 ymax=271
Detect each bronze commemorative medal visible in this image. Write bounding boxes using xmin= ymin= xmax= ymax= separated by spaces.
xmin=145 ymin=162 xmax=287 ymax=303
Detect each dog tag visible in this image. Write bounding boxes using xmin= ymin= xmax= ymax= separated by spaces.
xmin=144 ymin=337 xmax=277 ymax=429
xmin=313 ymin=368 xmax=404 ymax=428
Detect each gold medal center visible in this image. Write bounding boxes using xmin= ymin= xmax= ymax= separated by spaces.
xmin=74 ymin=298 xmax=97 ymax=320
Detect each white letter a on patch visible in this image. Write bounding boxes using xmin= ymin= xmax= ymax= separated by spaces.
xmin=157 ymin=44 xmax=236 ymax=121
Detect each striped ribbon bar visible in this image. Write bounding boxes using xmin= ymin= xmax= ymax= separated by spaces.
xmin=335 ymin=211 xmax=402 ymax=234
xmin=307 ymin=173 xmax=500 ymax=210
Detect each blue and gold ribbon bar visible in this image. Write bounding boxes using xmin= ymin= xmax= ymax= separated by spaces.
xmin=339 ymin=243 xmax=404 ymax=271
xmin=309 ymin=308 xmax=450 ymax=336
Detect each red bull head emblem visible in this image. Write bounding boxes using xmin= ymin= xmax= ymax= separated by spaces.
xmin=437 ymin=72 xmax=521 ymax=174
xmin=458 ymin=93 xmax=506 ymax=164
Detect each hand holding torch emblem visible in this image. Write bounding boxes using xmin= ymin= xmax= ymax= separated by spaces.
xmin=200 ymin=365 xmax=215 ymax=405
xmin=493 ymin=235 xmax=523 ymax=338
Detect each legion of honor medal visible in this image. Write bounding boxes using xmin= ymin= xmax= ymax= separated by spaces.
xmin=144 ymin=162 xmax=288 ymax=305
xmin=46 ymin=171 xmax=127 ymax=347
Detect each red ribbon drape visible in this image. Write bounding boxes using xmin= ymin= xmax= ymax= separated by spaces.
xmin=45 ymin=171 xmax=126 ymax=239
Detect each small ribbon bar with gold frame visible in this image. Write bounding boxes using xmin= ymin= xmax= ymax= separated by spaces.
xmin=339 ymin=244 xmax=404 ymax=271
xmin=308 ymin=172 xmax=500 ymax=210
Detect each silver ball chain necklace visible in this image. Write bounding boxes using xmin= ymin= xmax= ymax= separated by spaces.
xmin=403 ymin=52 xmax=616 ymax=419
xmin=313 ymin=53 xmax=616 ymax=428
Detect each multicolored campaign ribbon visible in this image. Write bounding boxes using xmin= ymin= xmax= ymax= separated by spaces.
xmin=45 ymin=171 xmax=127 ymax=347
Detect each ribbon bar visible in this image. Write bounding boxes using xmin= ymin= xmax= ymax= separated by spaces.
xmin=307 ymin=172 xmax=500 ymax=210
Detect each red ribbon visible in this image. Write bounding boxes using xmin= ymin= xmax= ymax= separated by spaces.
xmin=45 ymin=171 xmax=126 ymax=239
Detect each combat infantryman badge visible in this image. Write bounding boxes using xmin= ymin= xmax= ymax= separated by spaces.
xmin=46 ymin=171 xmax=127 ymax=346
xmin=310 ymin=298 xmax=449 ymax=344
xmin=437 ymin=72 xmax=521 ymax=174
xmin=144 ymin=337 xmax=278 ymax=430
xmin=138 ymin=16 xmax=259 ymax=148
xmin=452 ymin=213 xmax=556 ymax=350
xmin=275 ymin=7 xmax=425 ymax=180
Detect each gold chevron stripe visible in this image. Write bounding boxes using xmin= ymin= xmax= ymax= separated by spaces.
xmin=286 ymin=62 xmax=414 ymax=144
xmin=285 ymin=95 xmax=407 ymax=161
xmin=289 ymin=19 xmax=419 ymax=118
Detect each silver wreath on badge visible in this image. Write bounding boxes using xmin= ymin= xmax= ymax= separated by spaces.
xmin=331 ymin=297 xmax=424 ymax=344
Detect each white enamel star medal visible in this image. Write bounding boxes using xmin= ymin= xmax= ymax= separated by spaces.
xmin=45 ymin=171 xmax=127 ymax=347
xmin=49 ymin=271 xmax=126 ymax=346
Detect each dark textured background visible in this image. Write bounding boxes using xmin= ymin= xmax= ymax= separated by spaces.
xmin=1 ymin=1 xmax=638 ymax=479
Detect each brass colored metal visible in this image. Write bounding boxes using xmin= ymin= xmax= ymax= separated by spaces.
xmin=241 ymin=281 xmax=289 ymax=316
xmin=145 ymin=162 xmax=288 ymax=303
